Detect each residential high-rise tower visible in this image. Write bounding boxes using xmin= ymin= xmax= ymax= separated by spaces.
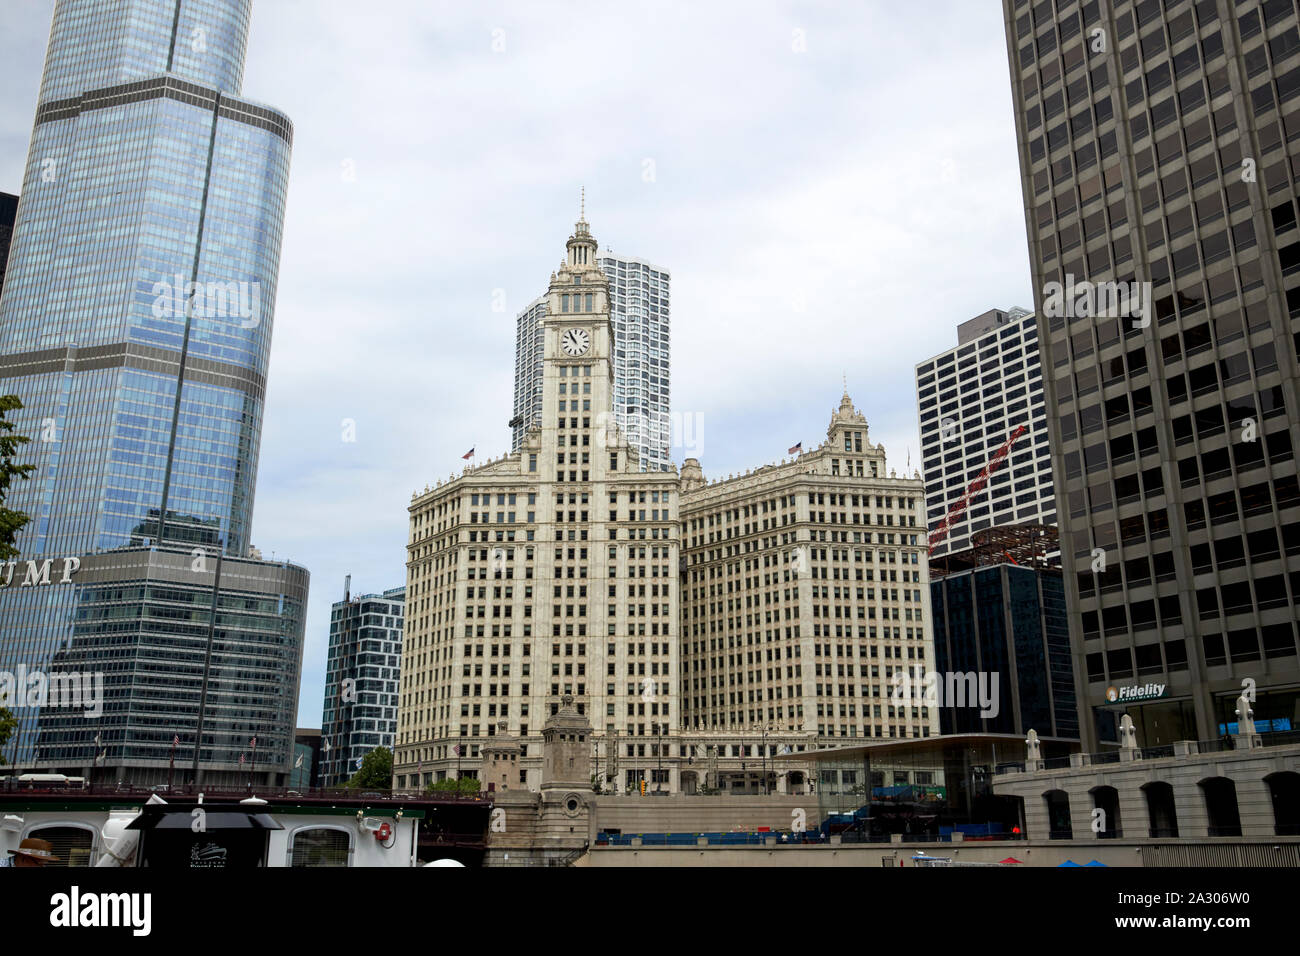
xmin=320 ymin=583 xmax=405 ymax=787
xmin=511 ymin=247 xmax=671 ymax=472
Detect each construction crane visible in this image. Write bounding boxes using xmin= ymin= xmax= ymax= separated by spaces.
xmin=926 ymin=424 xmax=1027 ymax=555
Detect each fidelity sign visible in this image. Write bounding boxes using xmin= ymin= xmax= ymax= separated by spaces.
xmin=1105 ymin=682 xmax=1167 ymax=703
xmin=0 ymin=556 xmax=81 ymax=588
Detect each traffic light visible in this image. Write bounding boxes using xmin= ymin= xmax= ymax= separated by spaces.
xmin=640 ymin=780 xmax=646 ymax=796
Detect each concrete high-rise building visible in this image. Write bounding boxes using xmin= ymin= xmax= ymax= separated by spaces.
xmin=1002 ymin=0 xmax=1300 ymax=750
xmin=402 ymin=211 xmax=682 ymax=792
xmin=599 ymin=250 xmax=672 ymax=473
xmin=0 ymin=0 xmax=306 ymax=786
xmin=510 ymin=248 xmax=671 ymax=472
xmin=401 ymin=211 xmax=932 ymax=794
xmin=510 ymin=295 xmax=547 ymax=451
xmin=678 ymin=393 xmax=937 ymax=743
xmin=916 ymin=307 xmax=1057 ymax=557
xmin=320 ymin=582 xmax=405 ymax=787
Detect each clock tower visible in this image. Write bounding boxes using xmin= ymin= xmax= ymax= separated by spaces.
xmin=401 ymin=199 xmax=682 ymax=797
xmin=535 ymin=198 xmax=620 ymax=483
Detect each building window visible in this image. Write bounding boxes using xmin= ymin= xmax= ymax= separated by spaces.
xmin=289 ymin=827 xmax=353 ymax=867
xmin=25 ymin=825 xmax=96 ymax=867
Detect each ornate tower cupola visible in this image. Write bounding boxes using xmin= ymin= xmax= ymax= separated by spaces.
xmin=826 ymin=384 xmax=885 ymax=478
xmin=565 ymin=187 xmax=600 ymax=272
xmin=544 ymin=190 xmax=611 ymax=361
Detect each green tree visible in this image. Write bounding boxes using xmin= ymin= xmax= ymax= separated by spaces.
xmin=0 ymin=394 xmax=37 ymax=561
xmin=0 ymin=707 xmax=16 ymax=766
xmin=424 ymin=776 xmax=480 ymax=795
xmin=343 ymin=746 xmax=393 ymax=789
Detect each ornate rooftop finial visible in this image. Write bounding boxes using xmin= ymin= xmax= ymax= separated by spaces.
xmin=579 ymin=185 xmax=585 ymax=222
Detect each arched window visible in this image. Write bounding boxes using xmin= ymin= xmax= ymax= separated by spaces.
xmin=26 ymin=823 xmax=97 ymax=867
xmin=288 ymin=826 xmax=353 ymax=867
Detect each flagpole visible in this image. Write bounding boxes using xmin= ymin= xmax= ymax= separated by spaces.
xmin=168 ymin=735 xmax=176 ymax=790
xmin=191 ymin=540 xmax=225 ymax=789
xmin=250 ymin=736 xmax=257 ymax=791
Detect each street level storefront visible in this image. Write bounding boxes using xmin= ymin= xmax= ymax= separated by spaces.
xmin=778 ymin=733 xmax=1077 ymax=839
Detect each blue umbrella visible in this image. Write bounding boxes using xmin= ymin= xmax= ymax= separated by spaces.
xmin=1057 ymin=860 xmax=1081 ymax=867
xmin=1085 ymin=860 xmax=1108 ymax=867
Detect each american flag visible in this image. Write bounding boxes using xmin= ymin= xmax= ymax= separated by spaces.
xmin=250 ymin=736 xmax=257 ymax=748
xmin=172 ymin=735 xmax=179 ymax=747
xmin=451 ymin=745 xmax=460 ymax=756
xmin=462 ymin=447 xmax=475 ymax=460
xmin=239 ymin=753 xmax=245 ymax=765
xmin=788 ymin=441 xmax=802 ymax=455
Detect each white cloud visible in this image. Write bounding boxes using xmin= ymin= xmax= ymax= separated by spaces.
xmin=1 ymin=0 xmax=1035 ymax=727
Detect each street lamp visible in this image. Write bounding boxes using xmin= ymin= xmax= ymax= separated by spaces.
xmin=654 ymin=722 xmax=663 ymax=793
xmin=753 ymin=721 xmax=772 ymax=795
xmin=191 ymin=540 xmax=225 ymax=789
xmin=762 ymin=724 xmax=770 ymax=795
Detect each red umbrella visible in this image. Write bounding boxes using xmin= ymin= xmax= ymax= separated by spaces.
xmin=999 ymin=857 xmax=1024 ymax=865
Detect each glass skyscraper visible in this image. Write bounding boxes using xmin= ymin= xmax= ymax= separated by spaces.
xmin=0 ymin=0 xmax=306 ymax=786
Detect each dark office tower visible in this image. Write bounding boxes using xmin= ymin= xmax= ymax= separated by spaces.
xmin=1002 ymin=0 xmax=1300 ymax=750
xmin=0 ymin=192 xmax=16 ymax=293
xmin=929 ymin=533 xmax=1078 ymax=741
xmin=0 ymin=0 xmax=307 ymax=786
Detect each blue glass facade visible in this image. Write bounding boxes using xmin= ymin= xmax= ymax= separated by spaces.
xmin=931 ymin=564 xmax=1078 ymax=741
xmin=0 ymin=0 xmax=303 ymax=782
xmin=1 ymin=79 xmax=290 ymax=555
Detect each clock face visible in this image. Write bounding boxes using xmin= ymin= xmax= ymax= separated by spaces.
xmin=561 ymin=328 xmax=590 ymax=356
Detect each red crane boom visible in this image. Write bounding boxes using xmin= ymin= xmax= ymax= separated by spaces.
xmin=926 ymin=424 xmax=1028 ymax=554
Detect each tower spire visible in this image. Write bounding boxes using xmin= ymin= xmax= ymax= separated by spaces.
xmin=562 ymin=190 xmax=598 ymax=270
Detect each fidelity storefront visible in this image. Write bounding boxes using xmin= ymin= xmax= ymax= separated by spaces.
xmin=1094 ymin=680 xmax=1195 ymax=747
xmin=1096 ymin=680 xmax=1300 ymax=746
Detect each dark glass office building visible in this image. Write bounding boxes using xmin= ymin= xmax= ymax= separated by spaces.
xmin=1002 ymin=0 xmax=1300 ymax=748
xmin=0 ymin=0 xmax=306 ymax=785
xmin=0 ymin=192 xmax=16 ymax=292
xmin=931 ymin=555 xmax=1079 ymax=741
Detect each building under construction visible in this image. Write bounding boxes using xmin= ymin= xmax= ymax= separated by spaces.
xmin=928 ymin=523 xmax=1059 ymax=578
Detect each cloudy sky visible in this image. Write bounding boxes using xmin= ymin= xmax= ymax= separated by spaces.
xmin=0 ymin=0 xmax=1034 ymax=727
